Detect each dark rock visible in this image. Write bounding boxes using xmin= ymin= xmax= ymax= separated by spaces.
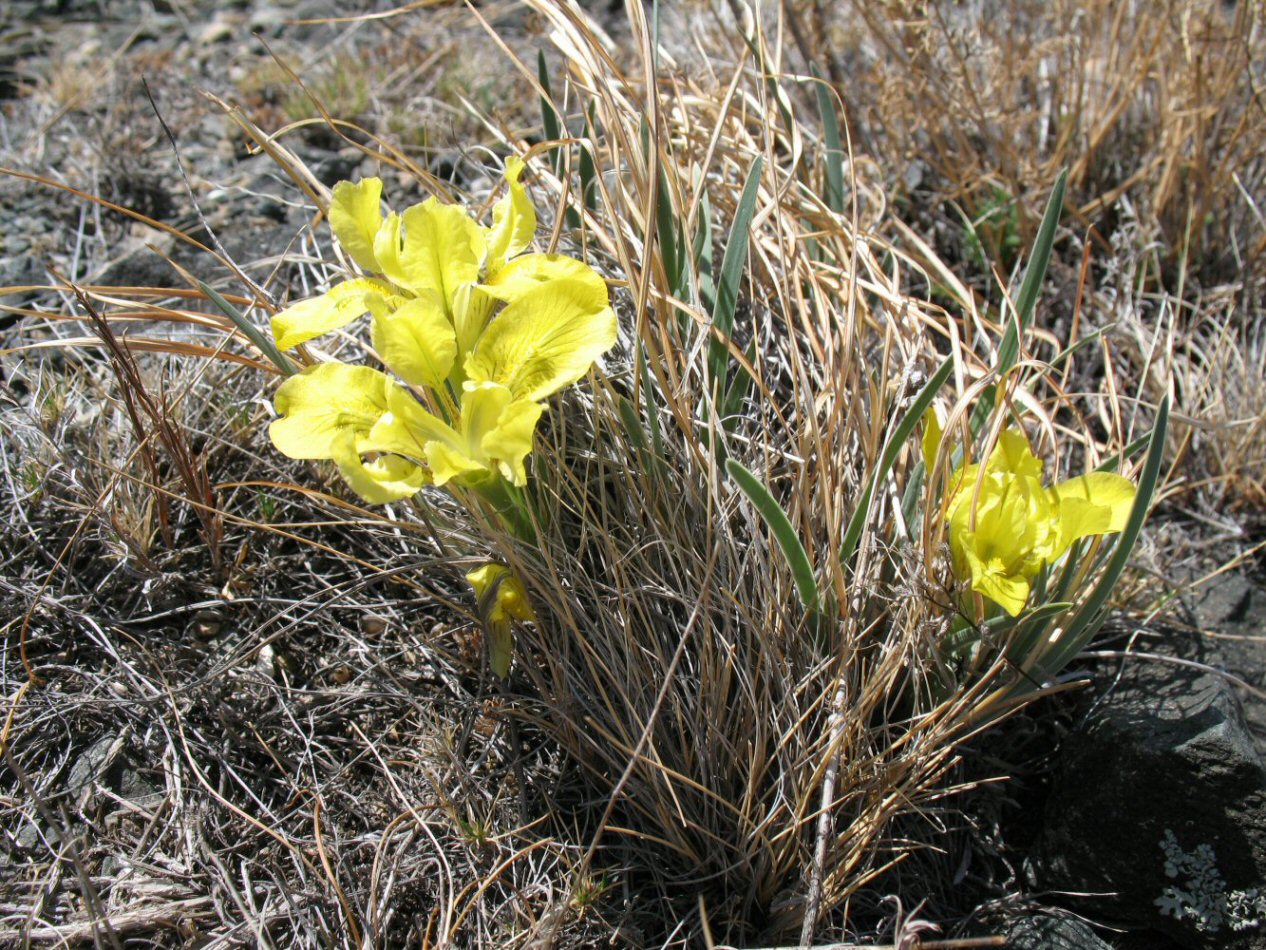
xmin=1188 ymin=572 xmax=1266 ymax=755
xmin=65 ymin=733 xmax=122 ymax=807
xmin=0 ymin=254 xmax=48 ymax=327
xmin=1005 ymin=915 xmax=1114 ymax=949
xmin=1037 ymin=636 xmax=1266 ymax=949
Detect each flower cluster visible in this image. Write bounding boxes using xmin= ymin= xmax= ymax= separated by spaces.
xmin=267 ymin=159 xmax=617 ymax=503
xmin=932 ymin=423 xmax=1136 ymax=616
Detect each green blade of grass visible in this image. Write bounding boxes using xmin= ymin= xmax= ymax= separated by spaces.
xmin=655 ymin=165 xmax=684 ymax=298
xmin=725 ymin=457 xmax=818 ymax=611
xmin=538 ymin=50 xmax=581 ymax=229
xmin=693 ymin=189 xmax=715 ymax=314
xmin=1094 ymin=432 xmax=1152 ymax=474
xmin=1037 ymin=393 xmax=1170 ymax=678
xmin=722 ymin=338 xmax=758 ymax=420
xmin=840 ymin=354 xmax=954 ymax=570
xmin=198 ymin=280 xmax=296 ymax=376
xmin=580 ymin=103 xmax=598 ymax=212
xmin=537 ymin=50 xmax=563 ymax=157
xmin=970 ymin=169 xmax=1068 ymax=435
xmin=708 ymin=155 xmax=763 ymax=392
xmin=811 ymin=65 xmax=845 ymax=216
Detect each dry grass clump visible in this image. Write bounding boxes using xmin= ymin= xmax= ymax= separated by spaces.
xmin=807 ymin=0 xmax=1264 ymax=283
xmin=1 ymin=1 xmax=1173 ymax=947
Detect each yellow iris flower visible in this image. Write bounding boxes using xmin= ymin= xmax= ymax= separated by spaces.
xmin=465 ymin=563 xmax=536 ymax=677
xmin=936 ymin=426 xmax=1136 ymax=616
xmin=266 ymin=159 xmax=617 ymax=503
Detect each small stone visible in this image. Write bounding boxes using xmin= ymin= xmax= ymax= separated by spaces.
xmin=197 ymin=15 xmax=236 ymax=46
xmin=65 ymin=734 xmax=121 ymax=807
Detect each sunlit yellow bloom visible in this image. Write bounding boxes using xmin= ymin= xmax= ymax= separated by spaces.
xmin=465 ymin=278 xmax=618 ymax=402
xmin=370 ymin=380 xmax=544 ymax=488
xmin=484 ymin=156 xmax=536 ymax=276
xmin=268 ymin=160 xmax=617 ymax=504
xmin=945 ymin=429 xmax=1135 ymax=616
xmin=466 ymin=562 xmax=536 ymax=678
xmin=269 ymin=363 xmax=428 ymax=503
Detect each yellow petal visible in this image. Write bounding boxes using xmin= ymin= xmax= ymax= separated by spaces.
xmin=399 ymin=198 xmax=485 ymax=304
xmin=329 ymin=178 xmax=385 ymax=274
xmin=270 ymin=363 xmax=391 ymax=459
xmin=451 ymin=283 xmax=496 ymax=372
xmin=465 ymin=279 xmax=618 ymax=402
xmin=987 ymin=429 xmax=1044 ymax=480
xmin=477 ymin=392 xmax=543 ymax=486
xmin=373 ymin=211 xmax=408 ymax=288
xmin=367 ymin=383 xmax=462 ymax=459
xmin=466 ymin=562 xmax=535 ymax=677
xmin=424 ymin=439 xmax=486 ymax=487
xmin=949 ymin=476 xmax=1041 ymax=616
xmin=480 ymin=253 xmax=607 ymax=309
xmin=961 ymin=539 xmax=1032 ymax=616
xmin=922 ymin=408 xmax=943 ymax=473
xmin=484 ymin=156 xmax=537 ymax=275
xmin=370 ymin=290 xmax=457 ymax=389
xmin=1048 ymin=471 xmax=1136 ymax=558
xmin=495 ymin=576 xmax=536 ymax=623
xmin=272 ymin=277 xmax=396 ymax=350
xmin=467 ymin=564 xmax=537 ymax=624
xmin=460 ymin=382 xmax=543 ymax=487
xmin=331 ymin=430 xmax=425 ymax=503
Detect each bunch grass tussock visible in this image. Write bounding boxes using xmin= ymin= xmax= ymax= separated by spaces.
xmin=0 ymin=1 xmax=1204 ymax=947
xmin=811 ymin=0 xmax=1265 ymax=283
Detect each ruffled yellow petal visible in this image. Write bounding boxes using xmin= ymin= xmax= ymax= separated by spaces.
xmin=480 ymin=253 xmax=607 ymax=309
xmin=451 ymin=283 xmax=496 ymax=372
xmin=473 ymin=388 xmax=543 ymax=486
xmin=466 ymin=563 xmax=536 ymax=624
xmin=272 ymin=277 xmax=397 ymax=351
xmin=484 ymin=157 xmax=537 ymax=276
xmin=370 ymin=290 xmax=457 ymax=389
xmin=1047 ymin=471 xmax=1136 ymax=559
xmin=399 ymin=198 xmax=485 ymax=304
xmin=424 ymin=440 xmax=486 ymax=487
xmin=416 ymin=383 xmax=544 ymax=488
xmin=331 ymin=430 xmax=425 ymax=503
xmin=987 ymin=428 xmax=1044 ymax=480
xmin=329 ymin=178 xmax=385 ymax=274
xmin=961 ymin=539 xmax=1033 ymax=616
xmin=270 ymin=363 xmax=391 ymax=459
xmin=367 ymin=383 xmax=462 ymax=460
xmin=373 ymin=211 xmax=408 ymax=288
xmin=465 ymin=278 xmax=618 ymax=402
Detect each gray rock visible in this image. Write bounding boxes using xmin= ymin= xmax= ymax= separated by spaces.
xmin=1005 ymin=915 xmax=1114 ymax=949
xmin=65 ymin=733 xmax=121 ymax=807
xmin=1037 ymin=642 xmax=1266 ymax=949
